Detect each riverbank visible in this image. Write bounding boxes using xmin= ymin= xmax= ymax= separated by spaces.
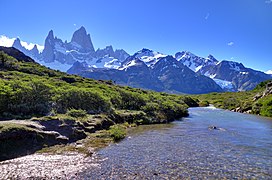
xmin=193 ymin=80 xmax=272 ymax=118
xmin=0 ymin=108 xmax=188 ymax=161
xmin=1 ymin=107 xmax=271 ymax=179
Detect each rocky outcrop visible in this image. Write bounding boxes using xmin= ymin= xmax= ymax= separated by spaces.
xmin=253 ymin=81 xmax=272 ymax=101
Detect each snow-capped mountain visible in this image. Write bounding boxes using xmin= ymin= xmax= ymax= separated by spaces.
xmin=12 ymin=26 xmax=129 ymax=72
xmin=175 ymin=51 xmax=272 ymax=91
xmin=200 ymin=60 xmax=272 ymax=91
xmin=175 ymin=51 xmax=218 ymax=72
xmin=5 ymin=27 xmax=270 ymax=93
xmin=68 ymin=49 xmax=223 ymax=94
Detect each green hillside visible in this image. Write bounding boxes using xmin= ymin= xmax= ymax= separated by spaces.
xmin=194 ymin=79 xmax=272 ymax=117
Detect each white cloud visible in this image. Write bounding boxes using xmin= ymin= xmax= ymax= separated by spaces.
xmin=266 ymin=70 xmax=272 ymax=74
xmin=227 ymin=42 xmax=234 ymax=46
xmin=205 ymin=13 xmax=210 ymax=20
xmin=0 ymin=35 xmax=44 ymax=53
xmin=73 ymin=23 xmax=77 ymax=26
xmin=265 ymin=0 xmax=272 ymax=4
xmin=0 ymin=35 xmax=15 ymax=47
xmin=20 ymin=41 xmax=35 ymax=50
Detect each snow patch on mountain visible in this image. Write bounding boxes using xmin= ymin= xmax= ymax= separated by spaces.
xmin=229 ymin=61 xmax=242 ymax=71
xmin=119 ymin=59 xmax=138 ymax=70
xmin=92 ymin=56 xmax=121 ymax=69
xmin=175 ymin=51 xmax=218 ymax=72
xmin=213 ymin=78 xmax=234 ymax=90
xmin=266 ymin=70 xmax=272 ymax=74
xmin=133 ymin=48 xmax=166 ymax=67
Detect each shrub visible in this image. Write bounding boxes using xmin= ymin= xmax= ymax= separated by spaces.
xmin=160 ymin=101 xmax=188 ymax=121
xmin=259 ymin=96 xmax=272 ymax=117
xmin=55 ymin=88 xmax=111 ymax=114
xmin=0 ymin=80 xmax=53 ymax=118
xmin=109 ymin=125 xmax=126 ymax=142
xmin=117 ymin=90 xmax=146 ymax=110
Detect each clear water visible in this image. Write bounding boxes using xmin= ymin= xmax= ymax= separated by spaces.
xmin=81 ymin=107 xmax=272 ymax=179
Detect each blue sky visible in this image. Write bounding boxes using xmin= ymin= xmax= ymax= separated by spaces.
xmin=0 ymin=0 xmax=271 ymax=72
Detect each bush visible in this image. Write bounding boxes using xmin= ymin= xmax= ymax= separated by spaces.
xmin=160 ymin=101 xmax=188 ymax=121
xmin=117 ymin=90 xmax=146 ymax=110
xmin=67 ymin=109 xmax=87 ymax=118
xmin=0 ymin=80 xmax=53 ymax=118
xmin=259 ymin=96 xmax=272 ymax=117
xmin=109 ymin=125 xmax=126 ymax=142
xmin=55 ymin=88 xmax=111 ymax=114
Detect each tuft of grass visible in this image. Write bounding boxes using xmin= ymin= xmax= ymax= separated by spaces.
xmin=0 ymin=123 xmax=35 ymax=133
xmin=67 ymin=109 xmax=88 ymax=118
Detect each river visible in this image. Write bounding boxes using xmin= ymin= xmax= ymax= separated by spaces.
xmin=81 ymin=107 xmax=272 ymax=179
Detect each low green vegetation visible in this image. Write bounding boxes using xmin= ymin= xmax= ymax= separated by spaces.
xmin=193 ymin=80 xmax=272 ymax=117
xmin=67 ymin=109 xmax=88 ymax=118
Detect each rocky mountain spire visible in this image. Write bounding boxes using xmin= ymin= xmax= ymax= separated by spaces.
xmin=12 ymin=38 xmax=26 ymax=52
xmin=71 ymin=26 xmax=95 ymax=52
xmin=42 ymin=30 xmax=55 ymax=63
xmin=207 ymin=54 xmax=218 ymax=63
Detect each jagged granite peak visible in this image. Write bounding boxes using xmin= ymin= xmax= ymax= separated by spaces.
xmin=41 ymin=30 xmax=56 ymax=63
xmin=114 ymin=49 xmax=129 ymax=62
xmin=47 ymin=30 xmax=54 ymax=40
xmin=12 ymin=38 xmax=25 ymax=51
xmin=71 ymin=26 xmax=95 ymax=52
xmin=13 ymin=37 xmax=22 ymax=47
xmin=96 ymin=45 xmax=115 ymax=58
xmin=30 ymin=45 xmax=39 ymax=54
xmin=207 ymin=54 xmax=218 ymax=63
xmin=12 ymin=37 xmax=29 ymax=56
xmin=29 ymin=44 xmax=40 ymax=59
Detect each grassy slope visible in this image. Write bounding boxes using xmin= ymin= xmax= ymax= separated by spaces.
xmin=193 ymin=80 xmax=272 ymax=117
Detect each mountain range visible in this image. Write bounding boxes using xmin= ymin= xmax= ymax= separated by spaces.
xmin=10 ymin=26 xmax=272 ymax=94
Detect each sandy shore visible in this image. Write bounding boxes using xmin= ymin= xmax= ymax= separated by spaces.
xmin=0 ymin=152 xmax=101 ymax=179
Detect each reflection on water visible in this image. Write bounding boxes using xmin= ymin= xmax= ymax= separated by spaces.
xmin=81 ymin=107 xmax=272 ymax=179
